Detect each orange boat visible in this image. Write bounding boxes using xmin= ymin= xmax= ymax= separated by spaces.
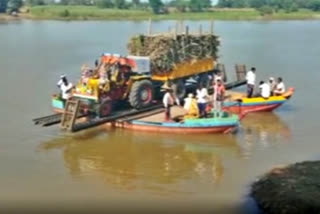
xmin=223 ymin=87 xmax=294 ymax=115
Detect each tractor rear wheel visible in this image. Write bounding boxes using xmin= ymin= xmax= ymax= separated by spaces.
xmin=129 ymin=79 xmax=154 ymax=109
xmin=98 ymin=98 xmax=113 ymax=118
xmin=172 ymin=79 xmax=186 ymax=100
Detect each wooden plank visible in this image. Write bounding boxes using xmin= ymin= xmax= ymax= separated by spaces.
xmin=69 ymin=100 xmax=80 ymax=131
xmin=60 ymin=99 xmax=80 ymax=131
xmin=72 ymin=104 xmax=163 ymax=132
xmin=235 ymin=64 xmax=247 ymax=81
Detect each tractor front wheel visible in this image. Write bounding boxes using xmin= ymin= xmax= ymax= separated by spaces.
xmin=129 ymin=80 xmax=154 ymax=109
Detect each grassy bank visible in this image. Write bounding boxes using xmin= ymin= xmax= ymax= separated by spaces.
xmin=13 ymin=6 xmax=320 ymax=21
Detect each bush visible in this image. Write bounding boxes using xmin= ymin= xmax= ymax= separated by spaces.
xmin=149 ymin=0 xmax=163 ymax=14
xmin=309 ymin=0 xmax=320 ymax=11
xmin=290 ymin=3 xmax=299 ymax=12
xmin=96 ymin=0 xmax=113 ymax=8
xmin=114 ymin=0 xmax=126 ymax=9
xmin=0 ymin=0 xmax=8 ymax=13
xmin=59 ymin=9 xmax=70 ymax=17
xmin=7 ymin=0 xmax=23 ymax=13
xmin=258 ymin=5 xmax=274 ymax=16
xmin=27 ymin=0 xmax=45 ymax=6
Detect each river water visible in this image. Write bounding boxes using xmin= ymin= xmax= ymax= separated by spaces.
xmin=0 ymin=20 xmax=320 ymax=213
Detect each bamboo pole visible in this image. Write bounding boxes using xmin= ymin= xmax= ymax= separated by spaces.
xmin=180 ymin=20 xmax=184 ymax=34
xmin=148 ymin=18 xmax=152 ymax=35
xmin=174 ymin=21 xmax=178 ymax=39
xmin=199 ymin=24 xmax=202 ymax=35
xmin=210 ymin=20 xmax=214 ymax=34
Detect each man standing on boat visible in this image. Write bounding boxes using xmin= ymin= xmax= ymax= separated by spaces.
xmin=246 ymin=67 xmax=256 ymax=98
xmin=213 ymin=79 xmax=225 ymax=117
xmin=57 ymin=75 xmax=73 ymax=102
xmin=162 ymin=85 xmax=179 ymax=121
xmin=196 ymin=85 xmax=209 ymax=118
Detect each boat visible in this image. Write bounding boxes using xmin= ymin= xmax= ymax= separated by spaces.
xmin=117 ymin=112 xmax=240 ymax=134
xmin=223 ymin=87 xmax=294 ymax=115
xmin=51 ymin=94 xmax=65 ymax=113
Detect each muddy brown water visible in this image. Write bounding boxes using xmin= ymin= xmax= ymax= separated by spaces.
xmin=1 ymin=20 xmax=320 ymax=213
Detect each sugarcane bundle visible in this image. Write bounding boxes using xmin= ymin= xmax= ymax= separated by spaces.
xmin=127 ymin=33 xmax=220 ymax=74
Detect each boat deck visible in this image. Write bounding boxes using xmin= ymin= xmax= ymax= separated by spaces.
xmin=135 ymin=106 xmax=186 ymax=123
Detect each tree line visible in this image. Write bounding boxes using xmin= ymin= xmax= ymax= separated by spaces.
xmin=217 ymin=0 xmax=320 ymax=12
xmin=1 ymin=0 xmax=320 ymax=15
xmin=0 ymin=0 xmax=212 ymax=14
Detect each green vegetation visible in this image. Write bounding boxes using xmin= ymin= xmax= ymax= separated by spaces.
xmin=7 ymin=0 xmax=22 ymax=12
xmin=218 ymin=0 xmax=320 ymax=12
xmin=258 ymin=5 xmax=274 ymax=16
xmin=29 ymin=5 xmax=152 ymax=20
xmin=2 ymin=0 xmax=320 ymax=21
xmin=27 ymin=5 xmax=320 ymax=20
xmin=149 ymin=0 xmax=163 ymax=14
xmin=0 ymin=0 xmax=8 ymax=13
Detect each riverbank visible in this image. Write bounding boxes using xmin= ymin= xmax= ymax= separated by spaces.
xmin=251 ymin=161 xmax=320 ymax=214
xmin=2 ymin=6 xmax=320 ymax=21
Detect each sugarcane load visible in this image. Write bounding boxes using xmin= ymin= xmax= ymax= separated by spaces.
xmin=127 ymin=33 xmax=220 ymax=74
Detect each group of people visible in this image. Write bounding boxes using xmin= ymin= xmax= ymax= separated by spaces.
xmin=162 ymin=71 xmax=226 ymax=121
xmin=246 ymin=67 xmax=286 ymax=99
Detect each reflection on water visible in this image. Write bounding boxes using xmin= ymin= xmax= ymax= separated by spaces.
xmin=40 ymin=129 xmax=243 ymax=195
xmin=237 ymin=113 xmax=291 ymax=158
xmin=40 ymin=113 xmax=290 ymax=196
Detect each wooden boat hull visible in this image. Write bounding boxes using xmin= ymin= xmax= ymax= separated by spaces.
xmin=116 ymin=115 xmax=239 ymax=134
xmin=223 ymin=88 xmax=294 ymax=115
xmin=52 ymin=97 xmax=65 ymax=113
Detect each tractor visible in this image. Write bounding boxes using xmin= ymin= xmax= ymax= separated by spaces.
xmin=52 ymin=53 xmax=221 ymax=118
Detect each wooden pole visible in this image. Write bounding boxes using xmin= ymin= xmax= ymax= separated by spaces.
xmin=185 ymin=25 xmax=189 ymax=36
xmin=180 ymin=20 xmax=184 ymax=34
xmin=174 ymin=21 xmax=178 ymax=39
xmin=199 ymin=24 xmax=202 ymax=35
xmin=210 ymin=20 xmax=214 ymax=34
xmin=148 ymin=18 xmax=152 ymax=35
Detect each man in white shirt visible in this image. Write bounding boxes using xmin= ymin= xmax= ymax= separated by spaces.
xmin=57 ymin=74 xmax=65 ymax=87
xmin=196 ymin=85 xmax=209 ymax=118
xmin=274 ymin=77 xmax=286 ymax=96
xmin=57 ymin=75 xmax=73 ymax=101
xmin=162 ymin=85 xmax=177 ymax=121
xmin=213 ymin=71 xmax=224 ymax=84
xmin=246 ymin=67 xmax=256 ymax=98
xmin=268 ymin=77 xmax=276 ymax=96
xmin=258 ymin=81 xmax=271 ymax=98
